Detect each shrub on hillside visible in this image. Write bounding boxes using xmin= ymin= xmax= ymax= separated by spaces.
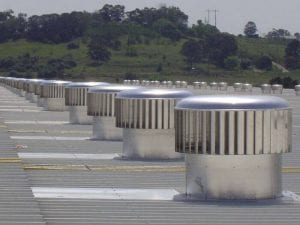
xmin=67 ymin=42 xmax=80 ymax=49
xmin=123 ymin=72 xmax=137 ymax=80
xmin=269 ymin=76 xmax=298 ymax=88
xmin=240 ymin=58 xmax=252 ymax=70
xmin=125 ymin=46 xmax=138 ymax=57
xmin=224 ymin=56 xmax=239 ymax=70
xmin=255 ymin=55 xmax=272 ymax=70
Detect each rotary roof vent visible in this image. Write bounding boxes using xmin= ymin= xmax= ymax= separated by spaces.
xmin=16 ymin=78 xmax=27 ymax=97
xmin=150 ymin=80 xmax=160 ymax=87
xmin=35 ymin=80 xmax=51 ymax=107
xmin=4 ymin=77 xmax=19 ymax=94
xmin=40 ymin=80 xmax=71 ymax=111
xmin=161 ymin=81 xmax=173 ymax=88
xmin=193 ymin=82 xmax=200 ymax=89
xmin=218 ymin=82 xmax=228 ymax=91
xmin=175 ymin=81 xmax=188 ymax=88
xmin=233 ymin=83 xmax=242 ymax=92
xmin=24 ymin=79 xmax=42 ymax=103
xmin=87 ymin=85 xmax=140 ymax=140
xmin=175 ymin=95 xmax=291 ymax=200
xmin=272 ymin=84 xmax=283 ymax=94
xmin=210 ymin=82 xmax=218 ymax=90
xmin=140 ymin=80 xmax=149 ymax=86
xmin=130 ymin=80 xmax=140 ymax=86
xmin=241 ymin=83 xmax=253 ymax=92
xmin=193 ymin=82 xmax=207 ymax=90
xmin=65 ymin=82 xmax=109 ymax=124
xmin=115 ymin=88 xmax=193 ymax=159
xmin=295 ymin=85 xmax=300 ymax=96
xmin=261 ymin=84 xmax=271 ymax=94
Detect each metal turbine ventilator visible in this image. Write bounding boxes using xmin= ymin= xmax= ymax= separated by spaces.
xmin=87 ymin=85 xmax=140 ymax=140
xmin=175 ymin=95 xmax=292 ymax=200
xmin=40 ymin=80 xmax=71 ymax=111
xmin=16 ymin=78 xmax=27 ymax=97
xmin=233 ymin=83 xmax=242 ymax=92
xmin=295 ymin=85 xmax=300 ymax=96
xmin=24 ymin=79 xmax=43 ymax=103
xmin=218 ymin=82 xmax=228 ymax=91
xmin=272 ymin=84 xmax=283 ymax=94
xmin=65 ymin=82 xmax=109 ymax=124
xmin=209 ymin=82 xmax=218 ymax=90
xmin=241 ymin=83 xmax=253 ymax=92
xmin=35 ymin=80 xmax=49 ymax=107
xmin=261 ymin=84 xmax=272 ymax=94
xmin=115 ymin=88 xmax=193 ymax=159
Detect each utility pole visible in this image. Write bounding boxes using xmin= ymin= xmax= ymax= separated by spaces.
xmin=206 ymin=9 xmax=210 ymax=25
xmin=213 ymin=9 xmax=218 ymax=27
xmin=206 ymin=9 xmax=218 ymax=27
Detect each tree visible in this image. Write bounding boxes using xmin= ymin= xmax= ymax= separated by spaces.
xmin=152 ymin=18 xmax=181 ymax=41
xmin=27 ymin=12 xmax=88 ymax=43
xmin=156 ymin=6 xmax=188 ymax=29
xmin=0 ymin=10 xmax=27 ymax=42
xmin=240 ymin=58 xmax=252 ymax=70
xmin=255 ymin=55 xmax=272 ymax=70
xmin=206 ymin=33 xmax=238 ymax=67
xmin=95 ymin=4 xmax=125 ymax=23
xmin=224 ymin=56 xmax=239 ymax=70
xmin=0 ymin=9 xmax=14 ymax=22
xmin=180 ymin=39 xmax=205 ymax=69
xmin=285 ymin=39 xmax=300 ymax=69
xmin=126 ymin=6 xmax=188 ymax=29
xmin=294 ymin=33 xmax=300 ymax=40
xmin=244 ymin=21 xmax=257 ymax=37
xmin=88 ymin=41 xmax=111 ymax=64
xmin=191 ymin=20 xmax=219 ymax=38
xmin=266 ymin=28 xmax=291 ymax=39
xmin=270 ymin=77 xmax=298 ymax=88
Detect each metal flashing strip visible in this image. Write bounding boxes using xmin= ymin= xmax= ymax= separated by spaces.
xmin=23 ymin=164 xmax=185 ymax=172
xmin=0 ymin=157 xmax=21 ymax=163
xmin=5 ymin=120 xmax=69 ymax=125
xmin=22 ymin=163 xmax=300 ymax=173
xmin=10 ymin=136 xmax=90 ymax=141
xmin=18 ymin=153 xmax=119 ymax=160
xmin=31 ymin=187 xmax=179 ymax=201
xmin=0 ymin=106 xmax=38 ymax=108
xmin=9 ymin=129 xmax=92 ymax=134
xmin=0 ymin=109 xmax=41 ymax=112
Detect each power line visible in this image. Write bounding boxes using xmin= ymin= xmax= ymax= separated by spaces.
xmin=206 ymin=9 xmax=219 ymax=27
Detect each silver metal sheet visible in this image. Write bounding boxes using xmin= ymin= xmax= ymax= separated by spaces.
xmin=5 ymin=120 xmax=68 ymax=124
xmin=18 ymin=153 xmax=119 ymax=159
xmin=10 ymin=136 xmax=90 ymax=140
xmin=31 ymin=187 xmax=179 ymax=200
xmin=176 ymin=95 xmax=289 ymax=110
xmin=0 ymin=109 xmax=41 ymax=112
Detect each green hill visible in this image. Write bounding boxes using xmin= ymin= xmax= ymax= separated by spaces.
xmin=237 ymin=37 xmax=288 ymax=64
xmin=0 ymin=36 xmax=298 ymax=85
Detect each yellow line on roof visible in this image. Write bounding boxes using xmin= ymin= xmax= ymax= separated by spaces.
xmin=20 ymin=164 xmax=300 ymax=173
xmin=8 ymin=129 xmax=91 ymax=134
xmin=282 ymin=167 xmax=300 ymax=173
xmin=0 ymin=157 xmax=297 ymax=172
xmin=0 ymin=158 xmax=21 ymax=163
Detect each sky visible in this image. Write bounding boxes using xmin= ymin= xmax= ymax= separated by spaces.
xmin=0 ymin=0 xmax=299 ymax=35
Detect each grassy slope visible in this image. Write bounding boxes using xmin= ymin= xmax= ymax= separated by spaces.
xmin=237 ymin=37 xmax=287 ymax=64
xmin=0 ymin=37 xmax=299 ymax=85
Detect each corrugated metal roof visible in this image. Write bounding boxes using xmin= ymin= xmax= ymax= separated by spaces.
xmin=0 ymin=86 xmax=300 ymax=225
xmin=0 ymin=89 xmax=45 ymax=225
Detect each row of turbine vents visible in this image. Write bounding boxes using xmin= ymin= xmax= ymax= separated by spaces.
xmin=0 ymin=76 xmax=292 ymax=201
xmin=124 ymin=79 xmax=300 ymax=95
